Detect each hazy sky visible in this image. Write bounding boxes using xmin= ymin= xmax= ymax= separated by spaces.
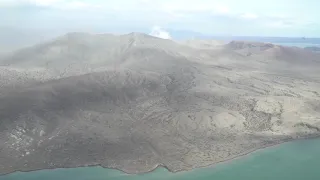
xmin=1 ymin=0 xmax=320 ymax=37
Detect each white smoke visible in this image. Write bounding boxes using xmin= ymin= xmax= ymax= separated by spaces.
xmin=149 ymin=26 xmax=172 ymax=39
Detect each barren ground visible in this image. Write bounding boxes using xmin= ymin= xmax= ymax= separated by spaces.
xmin=0 ymin=32 xmax=320 ymax=174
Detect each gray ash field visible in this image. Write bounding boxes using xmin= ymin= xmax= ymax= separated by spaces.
xmin=0 ymin=32 xmax=320 ymax=174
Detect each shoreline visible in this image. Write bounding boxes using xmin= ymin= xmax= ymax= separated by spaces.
xmin=187 ymin=134 xmax=320 ymax=173
xmin=1 ymin=134 xmax=320 ymax=177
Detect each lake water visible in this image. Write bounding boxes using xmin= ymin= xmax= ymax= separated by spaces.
xmin=1 ymin=138 xmax=320 ymax=180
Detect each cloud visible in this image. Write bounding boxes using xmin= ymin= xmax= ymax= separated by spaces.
xmin=264 ymin=21 xmax=291 ymax=28
xmin=240 ymin=13 xmax=258 ymax=19
xmin=213 ymin=5 xmax=230 ymax=15
xmin=56 ymin=1 xmax=101 ymax=10
xmin=2 ymin=0 xmax=231 ymax=14
xmin=0 ymin=0 xmax=60 ymax=7
xmin=28 ymin=0 xmax=61 ymax=6
xmin=262 ymin=15 xmax=313 ymax=29
xmin=1 ymin=0 xmax=318 ymax=37
xmin=161 ymin=2 xmax=229 ymax=13
xmin=0 ymin=0 xmax=22 ymax=7
xmin=0 ymin=0 xmax=101 ymax=10
xmin=149 ymin=26 xmax=172 ymax=39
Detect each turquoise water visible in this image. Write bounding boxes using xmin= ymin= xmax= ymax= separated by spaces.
xmin=1 ymin=138 xmax=320 ymax=180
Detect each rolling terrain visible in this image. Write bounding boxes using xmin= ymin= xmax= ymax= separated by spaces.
xmin=0 ymin=32 xmax=320 ymax=175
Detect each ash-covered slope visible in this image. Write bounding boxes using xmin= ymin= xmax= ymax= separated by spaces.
xmin=0 ymin=32 xmax=188 ymax=68
xmin=0 ymin=33 xmax=320 ymax=175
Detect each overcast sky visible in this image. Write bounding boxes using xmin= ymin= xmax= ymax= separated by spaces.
xmin=1 ymin=0 xmax=320 ymax=37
